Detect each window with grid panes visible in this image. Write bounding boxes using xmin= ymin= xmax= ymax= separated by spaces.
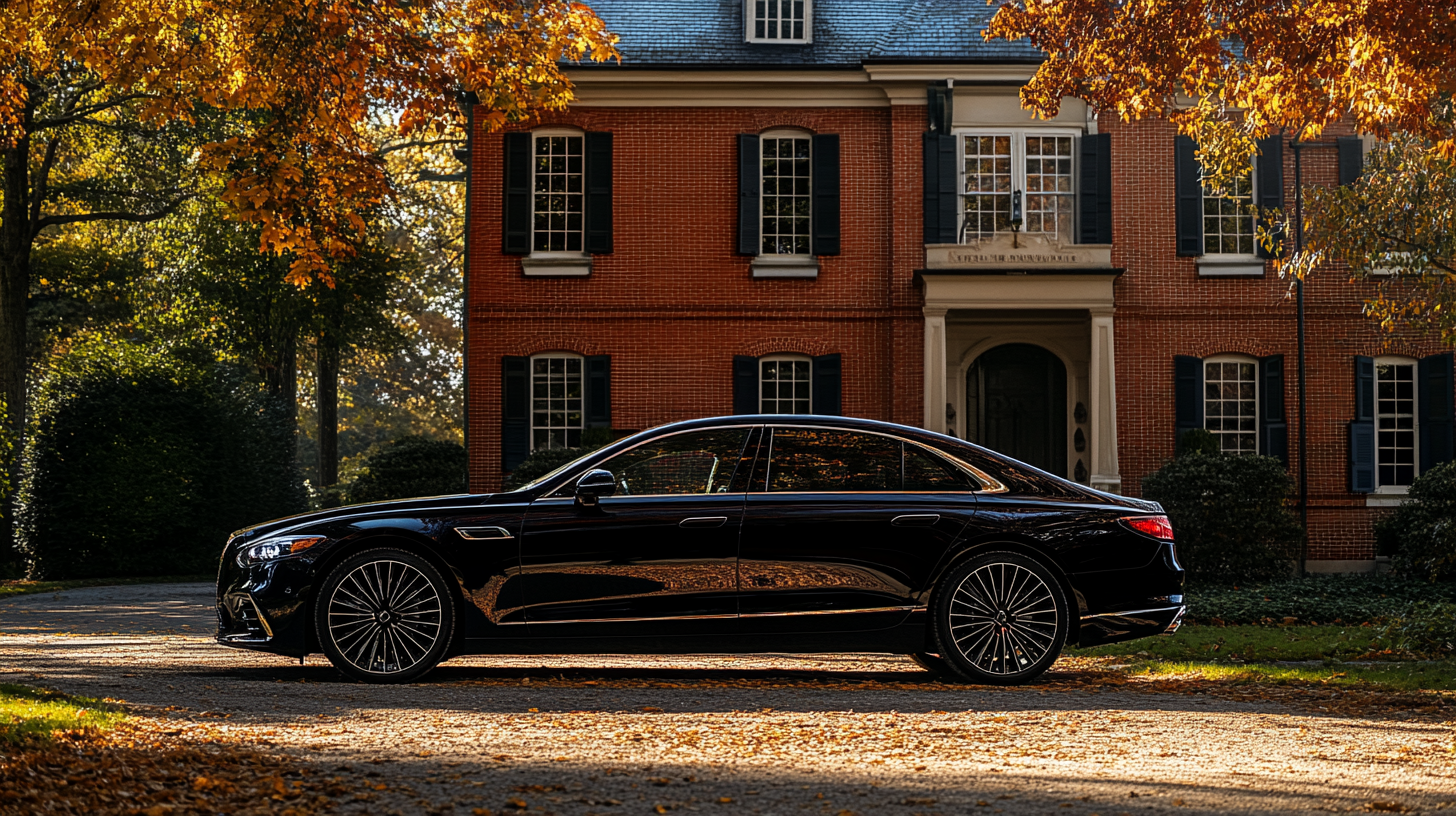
xmin=1204 ymin=357 xmax=1258 ymax=455
xmin=1202 ymin=166 xmax=1256 ymax=255
xmin=532 ymin=134 xmax=583 ymax=252
xmin=761 ymin=134 xmax=812 ymax=255
xmin=531 ymin=354 xmax=583 ymax=451
xmin=760 ymin=355 xmax=811 ymax=414
xmin=961 ymin=131 xmax=1077 ymax=242
xmin=750 ymin=0 xmax=808 ymax=42
xmin=1376 ymin=359 xmax=1417 ymax=487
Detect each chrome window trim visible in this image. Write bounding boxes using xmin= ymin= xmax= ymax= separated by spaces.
xmin=764 ymin=423 xmax=1007 ymax=494
xmin=544 ymin=424 xmax=763 ymax=499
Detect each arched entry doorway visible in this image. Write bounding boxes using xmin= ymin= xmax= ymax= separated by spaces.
xmin=965 ymin=343 xmax=1067 ymax=476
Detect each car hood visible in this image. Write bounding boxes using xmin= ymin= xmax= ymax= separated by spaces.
xmin=228 ymin=491 xmax=528 ymax=543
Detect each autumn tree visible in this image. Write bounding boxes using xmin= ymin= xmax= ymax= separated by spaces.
xmin=985 ymin=0 xmax=1456 ymax=188
xmin=0 ymin=0 xmax=618 ymax=537
xmin=985 ymin=0 xmax=1456 ymax=322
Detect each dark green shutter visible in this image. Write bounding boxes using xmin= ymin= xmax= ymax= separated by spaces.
xmin=1174 ymin=355 xmax=1204 ymax=445
xmin=811 ymin=354 xmax=842 ymax=416
xmin=585 ymin=132 xmax=613 ymax=254
xmin=1256 ymin=136 xmax=1285 ymax=260
xmin=1078 ymin=133 xmax=1112 ymax=244
xmin=1350 ymin=356 xmax=1375 ymax=493
xmin=502 ymin=356 xmax=530 ymax=471
xmin=1174 ymin=135 xmax=1202 ymax=256
xmin=1420 ymin=352 xmax=1454 ymax=471
xmin=923 ymin=132 xmax=958 ymax=244
xmin=1260 ymin=355 xmax=1288 ymax=466
xmin=585 ymin=355 xmax=611 ymax=429
xmin=1338 ymin=137 xmax=1364 ymax=186
xmin=733 ymin=356 xmax=758 ymax=415
xmin=811 ymin=134 xmax=841 ymax=256
xmin=738 ymin=134 xmax=761 ymax=255
xmin=503 ymin=133 xmax=532 ymax=255
xmin=927 ymin=83 xmax=953 ymax=133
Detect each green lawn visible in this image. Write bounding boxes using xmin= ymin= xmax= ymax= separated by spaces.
xmin=0 ymin=684 xmax=125 ymax=745
xmin=1079 ymin=624 xmax=1456 ymax=692
xmin=0 ymin=574 xmax=212 ymax=600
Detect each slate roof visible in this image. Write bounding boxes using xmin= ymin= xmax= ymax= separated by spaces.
xmin=571 ymin=0 xmax=1043 ymax=69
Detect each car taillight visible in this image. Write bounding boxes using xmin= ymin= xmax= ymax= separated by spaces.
xmin=1121 ymin=515 xmax=1174 ymax=540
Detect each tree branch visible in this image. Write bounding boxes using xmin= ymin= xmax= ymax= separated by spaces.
xmin=1371 ymin=230 xmax=1456 ymax=277
xmin=376 ymin=138 xmax=464 ymax=157
xmin=33 ymin=196 xmax=190 ymax=234
xmin=29 ymin=137 xmax=61 ymax=230
xmin=31 ymin=92 xmax=158 ymax=131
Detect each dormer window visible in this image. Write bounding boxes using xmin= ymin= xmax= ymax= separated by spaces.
xmin=748 ymin=0 xmax=811 ymax=43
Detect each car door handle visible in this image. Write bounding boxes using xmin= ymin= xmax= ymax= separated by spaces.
xmin=891 ymin=514 xmax=940 ymax=527
xmin=457 ymin=526 xmax=514 ymax=540
xmin=679 ymin=516 xmax=728 ymax=529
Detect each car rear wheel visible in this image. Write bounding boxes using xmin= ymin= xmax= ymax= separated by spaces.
xmin=932 ymin=550 xmax=1069 ymax=685
xmin=315 ymin=547 xmax=455 ymax=683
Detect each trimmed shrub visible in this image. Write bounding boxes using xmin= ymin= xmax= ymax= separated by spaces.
xmin=16 ymin=339 xmax=305 ymax=580
xmin=1377 ymin=601 xmax=1456 ymax=657
xmin=346 ymin=436 xmax=467 ymax=504
xmin=1187 ymin=573 xmax=1456 ymax=625
xmin=1142 ymin=453 xmax=1303 ymax=584
xmin=1374 ymin=461 xmax=1456 ymax=583
xmin=1176 ymin=428 xmax=1221 ymax=458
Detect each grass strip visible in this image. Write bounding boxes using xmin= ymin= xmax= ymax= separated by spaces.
xmin=1120 ymin=659 xmax=1456 ymax=693
xmin=0 ymin=574 xmax=212 ymax=600
xmin=0 ymin=684 xmax=126 ymax=745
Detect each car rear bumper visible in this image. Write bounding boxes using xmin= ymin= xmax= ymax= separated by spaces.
xmin=1077 ymin=603 xmax=1186 ymax=648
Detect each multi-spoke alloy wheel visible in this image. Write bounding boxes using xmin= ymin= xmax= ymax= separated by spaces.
xmin=315 ymin=548 xmax=454 ymax=683
xmin=933 ymin=551 xmax=1068 ymax=685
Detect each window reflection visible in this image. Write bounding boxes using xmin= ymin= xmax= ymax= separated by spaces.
xmin=904 ymin=445 xmax=975 ymax=491
xmin=601 ymin=430 xmax=750 ymax=495
xmin=768 ymin=429 xmax=900 ymax=491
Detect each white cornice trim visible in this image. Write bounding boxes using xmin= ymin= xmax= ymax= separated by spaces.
xmin=567 ymin=69 xmax=871 ymax=85
xmin=864 ymin=64 xmax=1038 ymax=84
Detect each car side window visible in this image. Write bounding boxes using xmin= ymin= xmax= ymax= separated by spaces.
xmin=767 ymin=429 xmax=901 ymax=492
xmin=903 ymin=444 xmax=976 ymax=491
xmin=598 ymin=429 xmax=751 ymax=496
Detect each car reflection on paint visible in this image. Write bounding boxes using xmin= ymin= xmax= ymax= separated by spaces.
xmin=217 ymin=415 xmax=1185 ymax=684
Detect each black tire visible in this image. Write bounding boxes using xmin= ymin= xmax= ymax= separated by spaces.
xmin=908 ymin=652 xmax=952 ymax=676
xmin=932 ymin=550 xmax=1069 ymax=685
xmin=314 ymin=547 xmax=456 ymax=683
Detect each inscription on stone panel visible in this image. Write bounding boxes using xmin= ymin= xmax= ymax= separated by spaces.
xmin=925 ymin=234 xmax=1111 ymax=270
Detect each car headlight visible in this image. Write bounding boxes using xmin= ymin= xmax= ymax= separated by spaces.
xmin=237 ymin=536 xmax=327 ymax=567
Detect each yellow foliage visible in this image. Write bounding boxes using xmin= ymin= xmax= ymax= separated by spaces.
xmin=1 ymin=0 xmax=619 ymax=279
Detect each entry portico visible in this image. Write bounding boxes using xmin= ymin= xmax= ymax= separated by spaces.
xmin=919 ymin=236 xmax=1120 ymax=493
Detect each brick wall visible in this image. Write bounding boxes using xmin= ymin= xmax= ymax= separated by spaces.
xmin=465 ymin=105 xmax=923 ymax=492
xmin=1105 ymin=117 xmax=1447 ymax=561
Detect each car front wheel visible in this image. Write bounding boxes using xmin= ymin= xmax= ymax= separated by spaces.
xmin=315 ymin=547 xmax=455 ymax=683
xmin=932 ymin=550 xmax=1069 ymax=685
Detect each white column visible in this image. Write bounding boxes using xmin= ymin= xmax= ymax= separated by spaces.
xmin=923 ymin=308 xmax=948 ymax=433
xmin=1089 ymin=308 xmax=1121 ymax=493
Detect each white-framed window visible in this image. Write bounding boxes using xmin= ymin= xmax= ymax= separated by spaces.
xmin=1375 ymin=356 xmax=1418 ymax=490
xmin=760 ymin=354 xmax=812 ymax=414
xmin=959 ymin=130 xmax=1078 ymax=243
xmin=747 ymin=0 xmax=810 ymax=43
xmin=532 ymin=129 xmax=584 ymax=253
xmin=1202 ymin=162 xmax=1257 ymax=256
xmin=531 ymin=353 xmax=584 ymax=451
xmin=760 ymin=129 xmax=812 ymax=255
xmin=1204 ymin=355 xmax=1258 ymax=455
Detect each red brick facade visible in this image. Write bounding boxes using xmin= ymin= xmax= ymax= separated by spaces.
xmin=466 ymin=96 xmax=1436 ymax=568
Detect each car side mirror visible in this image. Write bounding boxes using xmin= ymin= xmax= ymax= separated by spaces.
xmin=574 ymin=469 xmax=617 ymax=506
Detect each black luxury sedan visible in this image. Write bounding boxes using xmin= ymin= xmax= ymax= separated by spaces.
xmin=217 ymin=415 xmax=1185 ymax=684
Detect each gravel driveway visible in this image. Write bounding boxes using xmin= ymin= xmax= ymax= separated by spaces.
xmin=2 ymin=583 xmax=1453 ymax=815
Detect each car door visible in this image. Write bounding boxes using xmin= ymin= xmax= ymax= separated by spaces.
xmin=517 ymin=426 xmax=758 ymax=638
xmin=739 ymin=426 xmax=977 ymax=633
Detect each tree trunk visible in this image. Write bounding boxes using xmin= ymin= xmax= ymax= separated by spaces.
xmin=1 ymin=132 xmax=33 ymax=562
xmin=316 ymin=331 xmax=339 ymax=488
